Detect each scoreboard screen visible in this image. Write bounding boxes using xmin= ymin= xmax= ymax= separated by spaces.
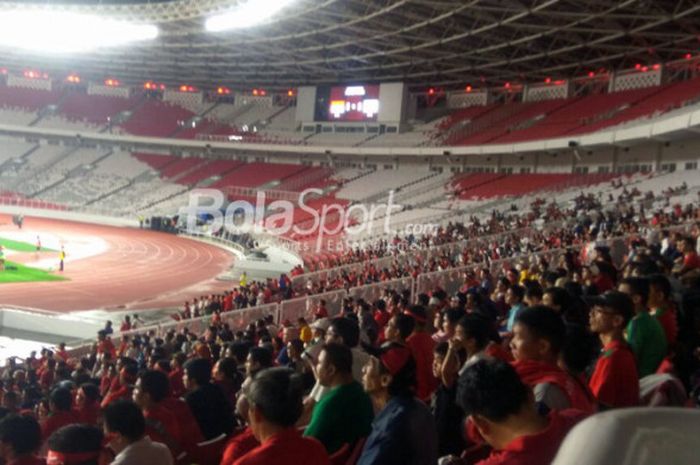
xmin=322 ymin=85 xmax=380 ymax=122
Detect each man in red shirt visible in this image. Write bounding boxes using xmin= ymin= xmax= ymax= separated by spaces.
xmin=404 ymin=305 xmax=438 ymax=402
xmin=120 ymin=315 xmax=132 ymax=332
xmin=75 ymin=383 xmax=101 ymax=426
xmin=39 ymin=358 xmax=56 ymax=391
xmin=55 ymin=343 xmax=69 ymax=363
xmin=133 ymin=370 xmax=184 ymax=460
xmin=40 ymin=387 xmax=81 ymax=443
xmin=169 ymin=353 xmax=187 ymax=398
xmin=587 ymin=291 xmax=640 ymax=408
xmin=160 ymin=394 xmax=204 ymax=463
xmin=677 ymin=236 xmax=700 ymax=276
xmin=233 ymin=367 xmax=329 ymax=465
xmin=101 ymin=363 xmax=137 ymax=408
xmin=455 ymin=359 xmax=586 ymax=465
xmin=0 ymin=415 xmax=44 ymax=465
xmin=96 ymin=331 xmax=116 ymax=358
xmin=510 ymin=306 xmax=596 ymax=413
xmin=314 ymin=300 xmax=329 ymax=320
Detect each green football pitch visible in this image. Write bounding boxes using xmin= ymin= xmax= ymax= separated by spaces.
xmin=0 ymin=261 xmax=67 ymax=284
xmin=0 ymin=237 xmax=57 ymax=253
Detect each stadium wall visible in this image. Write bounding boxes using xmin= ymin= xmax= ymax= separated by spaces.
xmin=0 ymin=204 xmax=139 ymax=228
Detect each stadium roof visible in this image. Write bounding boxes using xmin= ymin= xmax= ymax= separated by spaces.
xmin=1 ymin=0 xmax=699 ymax=90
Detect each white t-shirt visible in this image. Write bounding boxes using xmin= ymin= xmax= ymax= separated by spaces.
xmin=111 ymin=437 xmax=173 ymax=465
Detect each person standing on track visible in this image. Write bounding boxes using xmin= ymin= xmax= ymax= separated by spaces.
xmin=36 ymin=236 xmax=41 ymax=252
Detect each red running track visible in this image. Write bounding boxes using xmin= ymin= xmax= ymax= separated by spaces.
xmin=0 ymin=215 xmax=235 ymax=313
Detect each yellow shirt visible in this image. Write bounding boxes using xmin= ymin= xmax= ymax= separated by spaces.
xmin=299 ymin=325 xmax=312 ymax=343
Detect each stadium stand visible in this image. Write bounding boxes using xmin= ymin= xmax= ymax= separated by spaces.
xmin=2 ymin=5 xmax=700 ymax=465
xmin=120 ymin=98 xmax=194 ymax=137
xmin=58 ymin=91 xmax=141 ymax=125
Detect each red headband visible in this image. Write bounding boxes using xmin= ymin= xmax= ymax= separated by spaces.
xmin=47 ymin=450 xmax=100 ymax=465
xmin=380 ymin=346 xmax=412 ymax=376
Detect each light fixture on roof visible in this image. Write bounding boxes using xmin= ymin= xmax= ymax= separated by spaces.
xmin=205 ymin=0 xmax=297 ymax=32
xmin=0 ymin=10 xmax=158 ymax=53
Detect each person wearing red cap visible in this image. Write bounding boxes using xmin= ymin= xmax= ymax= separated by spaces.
xmin=404 ymin=305 xmax=438 ymax=402
xmin=357 ymin=343 xmax=438 ymax=465
xmin=0 ymin=415 xmax=44 ymax=465
xmin=453 ymin=359 xmax=586 ymax=465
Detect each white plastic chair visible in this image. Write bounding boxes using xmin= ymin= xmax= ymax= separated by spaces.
xmin=552 ymin=407 xmax=700 ymax=465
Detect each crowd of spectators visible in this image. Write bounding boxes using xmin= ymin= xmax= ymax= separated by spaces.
xmin=0 ymin=180 xmax=698 ymax=464
xmin=176 ymin=183 xmax=700 ymax=323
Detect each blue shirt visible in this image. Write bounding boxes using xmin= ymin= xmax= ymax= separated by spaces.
xmin=276 ymin=346 xmax=289 ymax=366
xmin=357 ymin=395 xmax=438 ymax=465
xmin=506 ymin=303 xmax=525 ymax=332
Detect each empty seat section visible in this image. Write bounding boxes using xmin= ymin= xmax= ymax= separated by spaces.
xmin=451 ymin=173 xmax=505 ymax=194
xmin=336 ymin=168 xmax=432 ymax=201
xmin=121 ymin=100 xmax=194 ymax=137
xmin=485 ymin=99 xmax=577 ymax=143
xmin=0 ymin=85 xmax=61 ymax=111
xmin=60 ymin=92 xmax=139 ymax=124
xmin=447 ymin=103 xmax=528 ymax=145
xmin=439 ymin=105 xmax=494 ymax=131
xmin=132 ymin=153 xmax=174 ymax=171
xmin=275 ymin=167 xmax=335 ymax=191
xmin=175 ymin=118 xmax=222 ymax=139
xmin=177 ymin=160 xmax=244 ymax=185
xmin=211 ymin=162 xmax=308 ymax=189
xmin=455 ymin=174 xmax=616 ymax=199
xmin=563 ymin=87 xmax=661 ymax=135
xmin=159 ymin=158 xmax=206 ymax=179
xmin=591 ymin=77 xmax=700 ymax=129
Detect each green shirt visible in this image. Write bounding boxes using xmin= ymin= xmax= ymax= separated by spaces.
xmin=626 ymin=311 xmax=667 ymax=378
xmin=304 ymin=381 xmax=374 ymax=454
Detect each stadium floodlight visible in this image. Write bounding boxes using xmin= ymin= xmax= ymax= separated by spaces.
xmin=0 ymin=10 xmax=158 ymax=54
xmin=205 ymin=0 xmax=296 ymax=32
